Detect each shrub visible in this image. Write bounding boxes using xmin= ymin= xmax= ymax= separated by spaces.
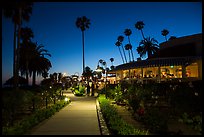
xmin=169 ymin=82 xmax=201 ymax=114
xmin=2 ymin=98 xmax=70 ymax=135
xmin=178 ymin=112 xmax=202 ymax=133
xmin=143 ymin=107 xmax=168 ymax=134
xmin=98 ymin=95 xmax=149 ymax=135
xmin=74 ymin=84 xmax=85 ymax=96
xmin=114 ymin=85 xmax=125 ymax=104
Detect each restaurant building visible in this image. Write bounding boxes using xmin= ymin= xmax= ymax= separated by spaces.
xmin=108 ymin=33 xmax=202 ymax=84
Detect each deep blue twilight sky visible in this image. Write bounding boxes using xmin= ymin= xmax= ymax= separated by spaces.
xmin=2 ymin=2 xmax=202 ymax=85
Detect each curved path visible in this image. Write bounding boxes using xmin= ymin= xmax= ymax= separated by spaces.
xmin=28 ymin=90 xmax=101 ymax=135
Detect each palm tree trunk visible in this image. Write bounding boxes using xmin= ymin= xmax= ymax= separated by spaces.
xmin=26 ymin=71 xmax=29 ymax=85
xmin=82 ymin=31 xmax=85 ymax=73
xmin=165 ymin=36 xmax=168 ymax=42
xmin=128 ymin=50 xmax=131 ymax=62
xmin=131 ymin=49 xmax=134 ymax=62
xmin=128 ymin=36 xmax=133 ymax=62
xmin=141 ymin=29 xmax=145 ymax=40
xmin=26 ymin=72 xmax=29 ymax=85
xmin=15 ymin=8 xmax=22 ymax=89
xmin=128 ymin=36 xmax=131 ymax=45
xmin=121 ymin=44 xmax=127 ymax=63
xmin=147 ymin=51 xmax=152 ymax=59
xmin=13 ymin=23 xmax=17 ymax=83
xmin=32 ymin=70 xmax=36 ymax=86
xmin=26 ymin=60 xmax=29 ymax=85
xmin=118 ymin=46 xmax=124 ymax=64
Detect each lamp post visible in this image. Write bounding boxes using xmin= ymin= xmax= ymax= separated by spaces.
xmin=95 ymin=59 xmax=107 ymax=98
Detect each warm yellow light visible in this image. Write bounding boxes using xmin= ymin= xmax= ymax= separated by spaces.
xmin=65 ymin=97 xmax=69 ymax=102
xmin=95 ymin=65 xmax=103 ymax=72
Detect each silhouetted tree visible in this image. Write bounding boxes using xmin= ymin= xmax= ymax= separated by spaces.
xmin=137 ymin=37 xmax=159 ymax=59
xmin=135 ymin=21 xmax=145 ymax=40
xmin=82 ymin=66 xmax=93 ymax=83
xmin=125 ymin=44 xmax=132 ymax=62
xmin=28 ymin=44 xmax=52 ymax=86
xmin=161 ymin=29 xmax=169 ymax=42
xmin=110 ymin=58 xmax=114 ymax=66
xmin=117 ymin=35 xmax=127 ymax=63
xmin=53 ymin=72 xmax=58 ymax=84
xmin=115 ymin=41 xmax=125 ymax=64
xmin=110 ymin=58 xmax=115 ymax=70
xmin=58 ymin=73 xmax=63 ymax=83
xmin=75 ymin=16 xmax=91 ymax=74
xmin=20 ymin=27 xmax=34 ymax=42
xmin=3 ymin=2 xmax=33 ymax=88
xmin=19 ymin=27 xmax=34 ymax=84
xmin=42 ymin=71 xmax=49 ymax=79
xmin=124 ymin=28 xmax=134 ymax=61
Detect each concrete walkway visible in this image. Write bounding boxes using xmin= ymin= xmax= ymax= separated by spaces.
xmin=28 ymin=90 xmax=101 ymax=135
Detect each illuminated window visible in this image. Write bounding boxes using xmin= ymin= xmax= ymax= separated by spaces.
xmin=186 ymin=62 xmax=198 ymax=77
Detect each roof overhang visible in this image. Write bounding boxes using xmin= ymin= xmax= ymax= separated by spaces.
xmin=108 ymin=56 xmax=201 ymax=73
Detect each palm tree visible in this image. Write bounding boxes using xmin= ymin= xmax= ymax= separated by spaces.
xmin=3 ymin=2 xmax=33 ymax=88
xmin=136 ymin=37 xmax=159 ymax=59
xmin=19 ymin=41 xmax=34 ymax=84
xmin=49 ymin=74 xmax=54 ymax=85
xmin=52 ymin=72 xmax=58 ymax=84
xmin=110 ymin=58 xmax=114 ymax=70
xmin=135 ymin=21 xmax=145 ymax=40
xmin=124 ymin=29 xmax=134 ymax=61
xmin=37 ymin=57 xmax=52 ymax=84
xmin=19 ymin=27 xmax=34 ymax=84
xmin=115 ymin=41 xmax=125 ymax=64
xmin=129 ymin=44 xmax=134 ymax=62
xmin=82 ymin=66 xmax=93 ymax=82
xmin=75 ymin=16 xmax=91 ymax=74
xmin=161 ymin=29 xmax=169 ymax=42
xmin=117 ymin=35 xmax=127 ymax=63
xmin=29 ymin=44 xmax=52 ymax=86
xmin=20 ymin=27 xmax=34 ymax=42
xmin=58 ymin=73 xmax=63 ymax=83
xmin=124 ymin=29 xmax=132 ymax=43
xmin=42 ymin=71 xmax=49 ymax=79
xmin=101 ymin=61 xmax=107 ymax=75
xmin=99 ymin=59 xmax=104 ymax=64
xmin=125 ymin=44 xmax=131 ymax=62
xmin=110 ymin=58 xmax=114 ymax=66
xmin=19 ymin=42 xmax=52 ymax=86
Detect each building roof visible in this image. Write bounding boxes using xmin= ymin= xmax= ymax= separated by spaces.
xmin=108 ymin=33 xmax=202 ymax=73
xmin=108 ymin=56 xmax=201 ymax=73
xmin=150 ymin=33 xmax=202 ymax=58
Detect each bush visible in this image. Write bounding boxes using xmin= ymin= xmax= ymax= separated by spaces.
xmin=178 ymin=112 xmax=202 ymax=133
xmin=169 ymin=82 xmax=201 ymax=114
xmin=74 ymin=84 xmax=85 ymax=96
xmin=2 ymin=98 xmax=70 ymax=135
xmin=114 ymin=85 xmax=126 ymax=104
xmin=143 ymin=107 xmax=168 ymax=134
xmin=98 ymin=95 xmax=148 ymax=135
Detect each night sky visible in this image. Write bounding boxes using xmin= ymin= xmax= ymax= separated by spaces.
xmin=2 ymin=2 xmax=202 ymax=85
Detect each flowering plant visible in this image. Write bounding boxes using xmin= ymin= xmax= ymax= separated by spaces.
xmin=137 ymin=107 xmax=145 ymax=116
